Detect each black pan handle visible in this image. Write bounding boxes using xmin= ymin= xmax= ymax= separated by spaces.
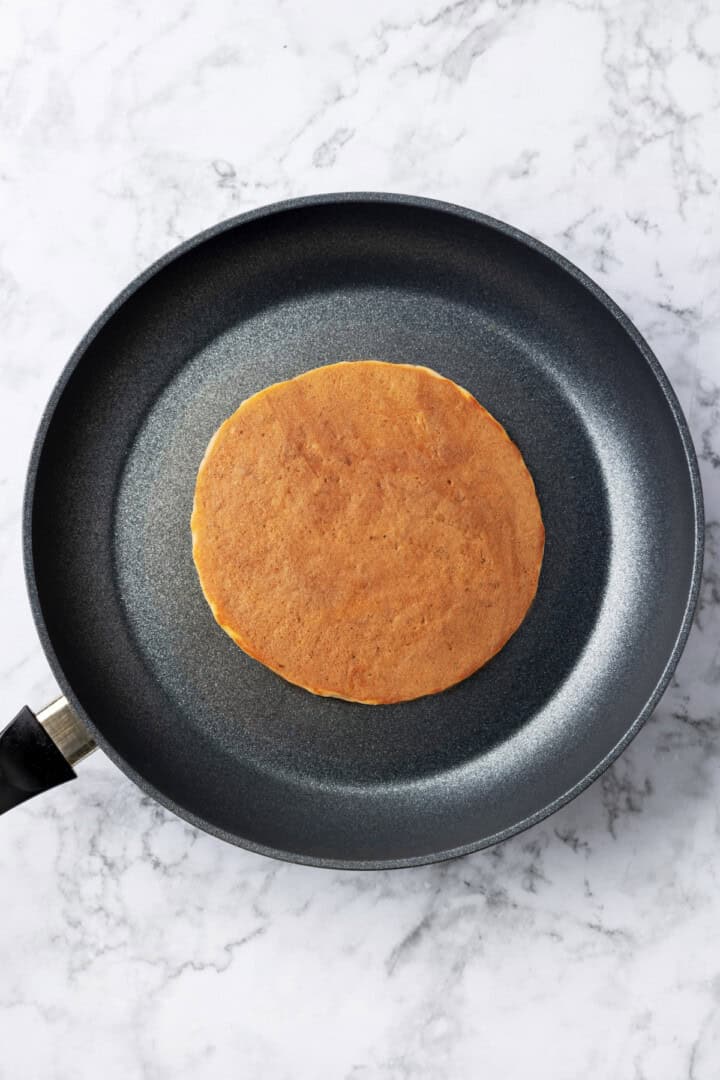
xmin=0 ymin=699 xmax=96 ymax=814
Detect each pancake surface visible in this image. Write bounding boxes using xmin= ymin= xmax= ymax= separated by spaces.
xmin=191 ymin=361 xmax=544 ymax=704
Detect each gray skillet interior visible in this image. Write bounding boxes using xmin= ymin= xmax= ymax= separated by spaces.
xmin=25 ymin=195 xmax=702 ymax=866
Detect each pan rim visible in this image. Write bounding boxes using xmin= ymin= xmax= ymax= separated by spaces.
xmin=22 ymin=192 xmax=704 ymax=869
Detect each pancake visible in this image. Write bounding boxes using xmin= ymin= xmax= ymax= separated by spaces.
xmin=191 ymin=360 xmax=544 ymax=704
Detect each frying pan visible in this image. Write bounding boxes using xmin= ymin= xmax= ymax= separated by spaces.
xmin=1 ymin=194 xmax=703 ymax=868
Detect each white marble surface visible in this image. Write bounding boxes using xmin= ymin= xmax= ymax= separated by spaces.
xmin=1 ymin=0 xmax=719 ymax=1076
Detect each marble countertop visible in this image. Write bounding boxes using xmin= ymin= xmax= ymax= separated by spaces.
xmin=1 ymin=1 xmax=719 ymax=1076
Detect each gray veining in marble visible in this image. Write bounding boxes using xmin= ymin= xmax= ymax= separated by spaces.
xmin=1 ymin=0 xmax=720 ymax=1076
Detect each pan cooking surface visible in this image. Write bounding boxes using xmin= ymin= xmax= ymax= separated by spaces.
xmin=26 ymin=195 xmax=701 ymax=866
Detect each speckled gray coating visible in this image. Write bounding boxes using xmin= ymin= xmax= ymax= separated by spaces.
xmin=23 ymin=194 xmax=703 ymax=868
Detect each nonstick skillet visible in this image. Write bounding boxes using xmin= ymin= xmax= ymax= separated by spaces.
xmin=1 ymin=194 xmax=703 ymax=868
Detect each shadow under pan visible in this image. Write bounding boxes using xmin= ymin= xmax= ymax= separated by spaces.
xmin=27 ymin=196 xmax=701 ymax=866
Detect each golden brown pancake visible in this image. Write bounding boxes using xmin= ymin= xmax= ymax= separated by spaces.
xmin=191 ymin=361 xmax=544 ymax=704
